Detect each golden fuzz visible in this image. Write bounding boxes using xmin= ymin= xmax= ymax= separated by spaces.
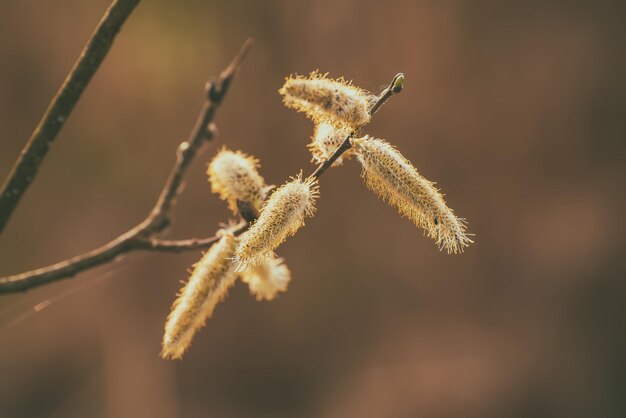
xmin=240 ymin=256 xmax=291 ymax=301
xmin=161 ymin=232 xmax=238 ymax=360
xmin=279 ymin=71 xmax=375 ymax=128
xmin=352 ymin=137 xmax=472 ymax=253
xmin=207 ymin=148 xmax=267 ymax=213
xmin=309 ymin=122 xmax=353 ymax=166
xmin=235 ymin=176 xmax=319 ymax=269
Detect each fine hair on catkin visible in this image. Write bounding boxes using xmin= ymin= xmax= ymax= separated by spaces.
xmin=352 ymin=136 xmax=472 ymax=253
xmin=161 ymin=231 xmax=238 ymax=360
xmin=279 ymin=71 xmax=376 ymax=129
xmin=309 ymin=122 xmax=353 ymax=166
xmin=235 ymin=175 xmax=319 ymax=270
xmin=240 ymin=256 xmax=291 ymax=301
xmin=207 ymin=147 xmax=268 ymax=213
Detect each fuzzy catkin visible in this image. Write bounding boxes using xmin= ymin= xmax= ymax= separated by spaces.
xmin=279 ymin=71 xmax=376 ymax=129
xmin=352 ymin=137 xmax=472 ymax=253
xmin=309 ymin=122 xmax=353 ymax=166
xmin=240 ymin=256 xmax=291 ymax=301
xmin=235 ymin=176 xmax=319 ymax=269
xmin=161 ymin=232 xmax=238 ymax=360
xmin=207 ymin=148 xmax=267 ymax=213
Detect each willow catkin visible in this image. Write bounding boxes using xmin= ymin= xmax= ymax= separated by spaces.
xmin=235 ymin=176 xmax=319 ymax=269
xmin=207 ymin=147 xmax=268 ymax=213
xmin=309 ymin=122 xmax=353 ymax=166
xmin=240 ymin=256 xmax=291 ymax=301
xmin=161 ymin=231 xmax=238 ymax=360
xmin=279 ymin=71 xmax=376 ymax=129
xmin=352 ymin=137 xmax=472 ymax=253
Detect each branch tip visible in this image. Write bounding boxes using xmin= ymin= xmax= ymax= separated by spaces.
xmin=391 ymin=73 xmax=405 ymax=93
xmin=221 ymin=38 xmax=254 ymax=81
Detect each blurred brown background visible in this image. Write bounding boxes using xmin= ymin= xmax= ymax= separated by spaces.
xmin=1 ymin=1 xmax=625 ymax=417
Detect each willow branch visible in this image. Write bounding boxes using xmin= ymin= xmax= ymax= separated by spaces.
xmin=0 ymin=40 xmax=253 ymax=294
xmin=135 ymin=222 xmax=249 ymax=252
xmin=310 ymin=73 xmax=405 ymax=180
xmin=0 ymin=0 xmax=141 ymax=235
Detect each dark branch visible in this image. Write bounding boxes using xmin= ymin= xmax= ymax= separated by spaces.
xmin=310 ymin=73 xmax=405 ymax=180
xmin=0 ymin=40 xmax=253 ymax=294
xmin=145 ymin=39 xmax=253 ymax=233
xmin=0 ymin=0 xmax=141 ymax=235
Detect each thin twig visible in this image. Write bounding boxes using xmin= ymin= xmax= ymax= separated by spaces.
xmin=310 ymin=73 xmax=405 ymax=180
xmin=135 ymin=222 xmax=249 ymax=252
xmin=0 ymin=40 xmax=253 ymax=294
xmin=0 ymin=0 xmax=141 ymax=235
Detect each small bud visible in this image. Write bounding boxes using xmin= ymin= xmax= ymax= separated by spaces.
xmin=352 ymin=137 xmax=472 ymax=253
xmin=391 ymin=73 xmax=405 ymax=94
xmin=240 ymin=256 xmax=291 ymax=301
xmin=279 ymin=71 xmax=376 ymax=128
xmin=161 ymin=232 xmax=238 ymax=360
xmin=235 ymin=176 xmax=319 ymax=269
xmin=308 ymin=122 xmax=353 ymax=166
xmin=207 ymin=148 xmax=268 ymax=213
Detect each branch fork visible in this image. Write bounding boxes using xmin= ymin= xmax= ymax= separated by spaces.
xmin=0 ymin=40 xmax=253 ymax=294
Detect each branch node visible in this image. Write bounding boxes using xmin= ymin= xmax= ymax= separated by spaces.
xmin=208 ymin=81 xmax=222 ymax=103
xmin=177 ymin=141 xmax=190 ymax=157
xmin=204 ymin=122 xmax=218 ymax=141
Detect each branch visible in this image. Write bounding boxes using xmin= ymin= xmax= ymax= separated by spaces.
xmin=310 ymin=73 xmax=405 ymax=180
xmin=135 ymin=222 xmax=249 ymax=252
xmin=0 ymin=40 xmax=254 ymax=294
xmin=0 ymin=0 xmax=142 ymax=235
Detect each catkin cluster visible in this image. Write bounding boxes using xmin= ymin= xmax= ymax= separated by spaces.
xmin=162 ymin=146 xmax=303 ymax=359
xmin=279 ymin=71 xmax=471 ymax=252
xmin=162 ymin=70 xmax=473 ymax=360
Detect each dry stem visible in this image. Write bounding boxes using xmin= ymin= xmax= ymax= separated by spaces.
xmin=0 ymin=0 xmax=142 ymax=234
xmin=0 ymin=40 xmax=253 ymax=294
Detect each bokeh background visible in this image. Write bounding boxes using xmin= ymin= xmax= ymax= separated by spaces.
xmin=1 ymin=1 xmax=625 ymax=417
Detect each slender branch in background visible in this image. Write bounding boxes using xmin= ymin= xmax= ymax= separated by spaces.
xmin=310 ymin=73 xmax=405 ymax=180
xmin=0 ymin=0 xmax=142 ymax=235
xmin=0 ymin=40 xmax=253 ymax=294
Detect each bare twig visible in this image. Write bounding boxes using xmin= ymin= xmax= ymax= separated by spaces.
xmin=310 ymin=73 xmax=405 ymax=180
xmin=0 ymin=40 xmax=254 ymax=294
xmin=135 ymin=222 xmax=249 ymax=252
xmin=0 ymin=0 xmax=141 ymax=235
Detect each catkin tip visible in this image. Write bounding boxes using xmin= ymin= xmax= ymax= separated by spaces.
xmin=279 ymin=71 xmax=375 ymax=129
xmin=352 ymin=136 xmax=472 ymax=254
xmin=240 ymin=256 xmax=291 ymax=301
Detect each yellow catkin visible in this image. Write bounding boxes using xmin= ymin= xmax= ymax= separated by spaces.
xmin=308 ymin=122 xmax=353 ymax=166
xmin=161 ymin=232 xmax=238 ymax=360
xmin=207 ymin=147 xmax=268 ymax=213
xmin=240 ymin=256 xmax=291 ymax=301
xmin=352 ymin=137 xmax=472 ymax=253
xmin=235 ymin=176 xmax=319 ymax=269
xmin=279 ymin=71 xmax=376 ymax=129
